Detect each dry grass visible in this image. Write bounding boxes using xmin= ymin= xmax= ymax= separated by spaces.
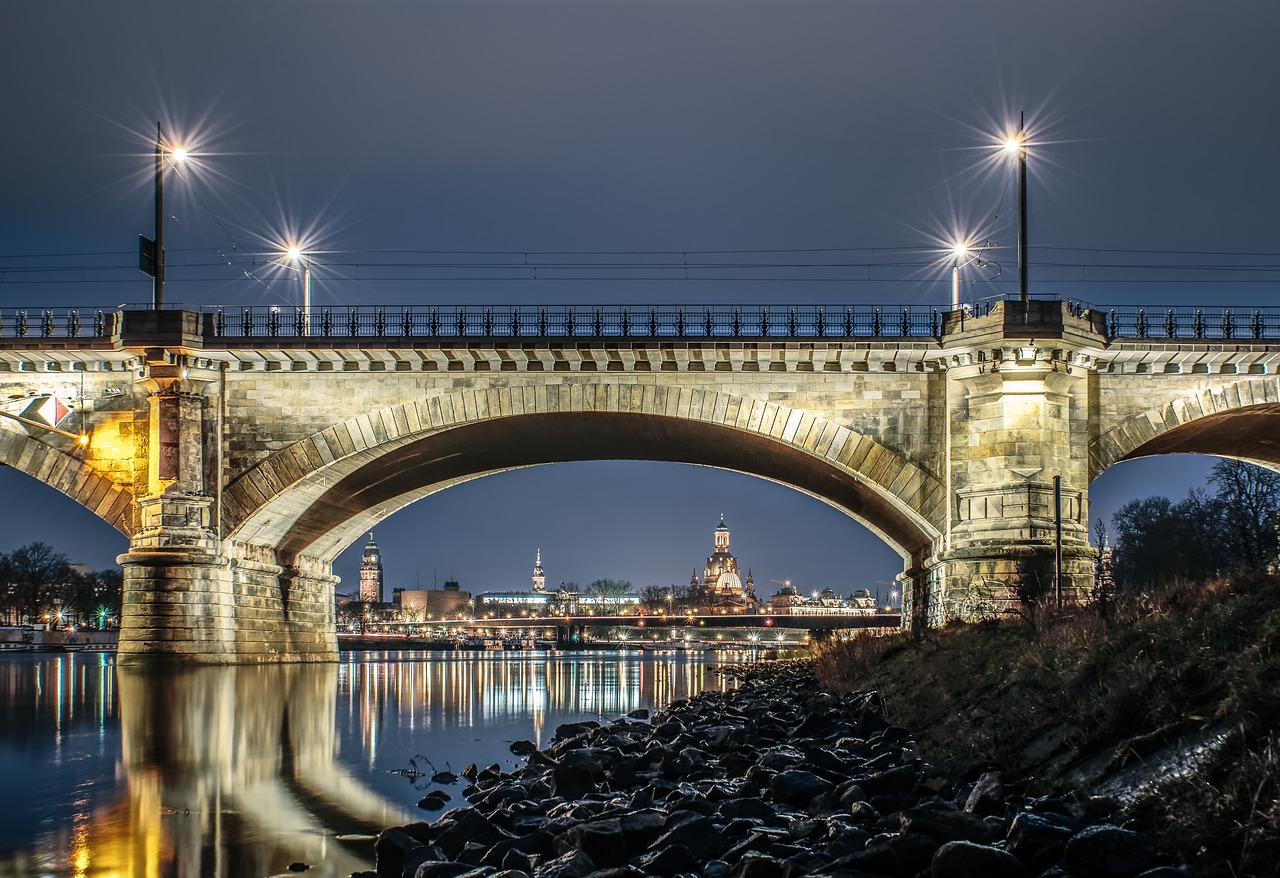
xmin=812 ymin=572 xmax=1280 ymax=877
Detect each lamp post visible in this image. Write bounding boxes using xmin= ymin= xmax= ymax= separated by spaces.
xmin=286 ymin=247 xmax=312 ymax=336
xmin=140 ymin=124 xmax=189 ymax=310
xmin=1002 ymin=113 xmax=1028 ymax=303
xmin=950 ymin=243 xmax=969 ymax=311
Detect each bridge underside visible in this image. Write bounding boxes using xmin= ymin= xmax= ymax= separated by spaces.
xmin=271 ymin=412 xmax=936 ymax=567
xmin=1118 ymin=404 xmax=1280 ymax=467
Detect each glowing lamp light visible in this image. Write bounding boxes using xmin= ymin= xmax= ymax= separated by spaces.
xmin=286 ymin=245 xmax=305 ymax=263
xmin=170 ymin=147 xmax=190 ymax=164
xmin=1002 ymin=135 xmax=1023 ymax=155
xmin=950 ymin=242 xmax=970 ymax=260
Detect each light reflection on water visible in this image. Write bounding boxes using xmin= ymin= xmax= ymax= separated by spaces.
xmin=0 ymin=648 xmax=744 ymax=877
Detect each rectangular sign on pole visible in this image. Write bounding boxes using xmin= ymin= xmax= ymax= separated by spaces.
xmin=139 ymin=235 xmax=157 ymax=277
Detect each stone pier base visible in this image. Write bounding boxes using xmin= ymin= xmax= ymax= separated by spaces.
xmin=905 ymin=544 xmax=1097 ymax=630
xmin=118 ymin=540 xmax=337 ymax=665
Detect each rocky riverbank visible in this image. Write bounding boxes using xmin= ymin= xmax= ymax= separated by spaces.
xmin=363 ymin=659 xmax=1191 ymax=878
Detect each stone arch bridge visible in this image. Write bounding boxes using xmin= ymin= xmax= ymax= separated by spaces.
xmin=1 ymin=298 xmax=1278 ymax=663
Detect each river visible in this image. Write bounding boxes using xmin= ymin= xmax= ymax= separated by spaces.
xmin=0 ymin=648 xmax=747 ymax=878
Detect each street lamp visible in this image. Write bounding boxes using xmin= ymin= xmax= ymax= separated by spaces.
xmin=950 ymin=243 xmax=969 ymax=311
xmin=140 ymin=124 xmax=191 ymax=310
xmin=286 ymin=246 xmax=312 ymax=336
xmin=1002 ymin=113 xmax=1028 ymax=302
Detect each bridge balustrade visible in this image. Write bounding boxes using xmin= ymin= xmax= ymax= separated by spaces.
xmin=0 ymin=309 xmax=114 ymax=340
xmin=1105 ymin=308 xmax=1280 ymax=341
xmin=4 ymin=300 xmax=1280 ymax=343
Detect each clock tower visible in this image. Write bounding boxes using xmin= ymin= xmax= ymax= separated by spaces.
xmin=359 ymin=533 xmax=384 ymax=603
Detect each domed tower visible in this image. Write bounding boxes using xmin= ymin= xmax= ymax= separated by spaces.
xmin=359 ymin=532 xmax=384 ymax=603
xmin=531 ymin=549 xmax=546 ymax=593
xmin=703 ymin=516 xmax=744 ymax=596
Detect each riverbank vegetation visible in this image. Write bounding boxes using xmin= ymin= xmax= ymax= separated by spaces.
xmin=815 ymin=459 xmax=1280 ymax=877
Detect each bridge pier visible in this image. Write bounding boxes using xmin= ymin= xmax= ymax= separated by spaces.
xmin=116 ymin=338 xmax=336 ymax=664
xmin=905 ymin=301 xmax=1099 ymax=627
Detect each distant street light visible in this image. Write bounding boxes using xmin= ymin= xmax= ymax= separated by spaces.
xmin=1002 ymin=113 xmax=1029 ymax=302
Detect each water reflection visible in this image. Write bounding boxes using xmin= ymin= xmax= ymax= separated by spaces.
xmin=0 ymin=649 xmax=739 ymax=878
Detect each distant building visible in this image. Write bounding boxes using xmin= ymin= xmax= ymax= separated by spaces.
xmin=690 ymin=517 xmax=757 ymax=611
xmin=474 ymin=552 xmax=639 ymax=617
xmin=770 ymin=584 xmax=878 ymax=616
xmin=396 ymin=580 xmax=472 ymax=620
xmin=359 ymin=533 xmax=384 ymax=604
xmin=531 ymin=549 xmax=546 ymax=592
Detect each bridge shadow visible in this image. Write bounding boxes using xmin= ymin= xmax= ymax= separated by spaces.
xmin=107 ymin=663 xmax=411 ymax=877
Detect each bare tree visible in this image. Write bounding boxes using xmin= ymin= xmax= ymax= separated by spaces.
xmin=6 ymin=543 xmax=70 ymax=625
xmin=586 ymin=579 xmax=632 ymax=616
xmin=1210 ymin=459 xmax=1280 ymax=572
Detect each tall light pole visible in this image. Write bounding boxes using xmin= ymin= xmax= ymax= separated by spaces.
xmin=153 ymin=123 xmax=165 ymax=309
xmin=140 ymin=124 xmax=188 ymax=310
xmin=950 ymin=243 xmax=969 ymax=311
xmin=1003 ymin=113 xmax=1028 ymax=303
xmin=287 ymin=247 xmax=311 ymax=336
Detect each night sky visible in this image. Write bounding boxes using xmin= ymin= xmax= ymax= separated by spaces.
xmin=1 ymin=1 xmax=1277 ymax=598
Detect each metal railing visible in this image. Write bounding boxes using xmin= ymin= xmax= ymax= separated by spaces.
xmin=207 ymin=304 xmax=945 ymax=340
xmin=3 ymin=299 xmax=1279 ymax=343
xmin=0 ymin=309 xmax=115 ymax=340
xmin=1103 ymin=307 xmax=1280 ymax=341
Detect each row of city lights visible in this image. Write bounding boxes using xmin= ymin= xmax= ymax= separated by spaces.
xmin=142 ymin=118 xmax=1034 ymax=317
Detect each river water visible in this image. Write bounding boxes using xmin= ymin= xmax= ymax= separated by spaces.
xmin=0 ymin=648 xmax=745 ymax=878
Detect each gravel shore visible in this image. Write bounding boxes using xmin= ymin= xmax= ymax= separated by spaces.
xmin=363 ymin=659 xmax=1193 ymax=878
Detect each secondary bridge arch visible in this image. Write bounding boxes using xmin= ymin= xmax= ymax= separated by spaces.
xmin=1090 ymin=377 xmax=1280 ymax=478
xmin=0 ymin=430 xmax=134 ymax=536
xmin=223 ymin=386 xmax=945 ymax=569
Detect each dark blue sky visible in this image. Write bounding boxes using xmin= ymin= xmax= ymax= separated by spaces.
xmin=1 ymin=1 xmax=1275 ymax=596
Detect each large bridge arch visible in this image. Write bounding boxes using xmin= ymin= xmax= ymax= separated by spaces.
xmin=0 ymin=430 xmax=134 ymax=536
xmin=222 ymin=385 xmax=945 ymax=570
xmin=1091 ymin=377 xmax=1280 ymax=479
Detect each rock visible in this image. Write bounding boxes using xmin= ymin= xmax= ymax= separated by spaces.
xmin=618 ymin=809 xmax=668 ymax=848
xmin=375 ymin=828 xmax=429 ymax=878
xmin=632 ymin=844 xmax=698 ymax=877
xmin=931 ymin=841 xmax=1029 ymax=878
xmin=414 ymin=863 xmax=483 ymax=878
xmin=286 ymin=864 xmax=310 ymax=873
xmin=859 ymin=764 xmax=918 ymax=799
xmin=839 ymin=832 xmax=938 ymax=877
xmin=768 ymin=769 xmax=835 ymax=807
xmin=626 ymin=708 xmax=649 ymax=720
xmin=433 ymin=809 xmax=506 ymax=858
xmin=730 ymin=853 xmax=786 ymax=878
xmin=510 ymin=740 xmax=538 ymax=756
xmin=417 ymin=795 xmax=449 ymax=811
xmin=650 ymin=816 xmax=724 ymax=860
xmin=963 ymin=771 xmax=1004 ymax=816
xmin=1005 ymin=811 xmax=1076 ymax=868
xmin=717 ymin=797 xmax=776 ymax=821
xmin=552 ymin=818 xmax=627 ymax=867
xmin=1061 ymin=824 xmax=1158 ymax=878
xmin=899 ymin=805 xmax=996 ymax=844
xmin=528 ymin=849 xmax=596 ymax=878
xmin=550 ymin=766 xmax=598 ymax=799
